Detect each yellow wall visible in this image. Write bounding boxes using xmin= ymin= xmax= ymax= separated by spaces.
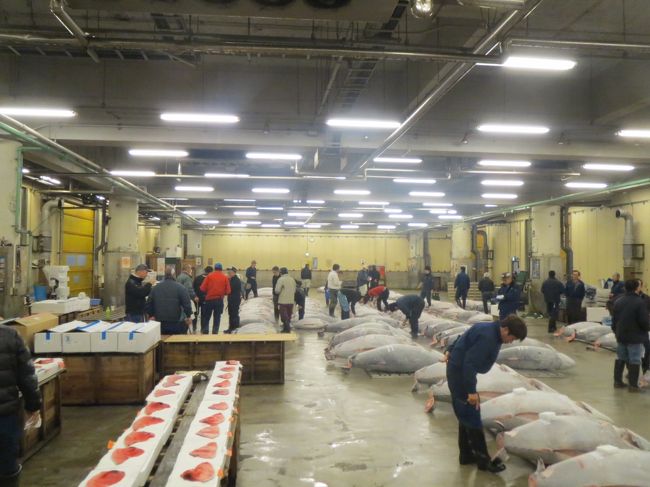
xmin=484 ymin=215 xmax=529 ymax=277
xmin=202 ymin=229 xmax=410 ymax=271
xmin=428 ymin=230 xmax=451 ymax=273
xmin=138 ymin=225 xmax=159 ymax=262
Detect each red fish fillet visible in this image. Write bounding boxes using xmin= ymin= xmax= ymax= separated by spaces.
xmin=226 ymin=360 xmax=239 ymax=365
xmin=86 ymin=470 xmax=125 ymax=487
xmin=208 ymin=402 xmax=228 ymax=411
xmin=145 ymin=402 xmax=171 ymax=415
xmin=154 ymin=389 xmax=175 ymax=397
xmin=218 ymin=373 xmax=232 ymax=379
xmin=37 ymin=358 xmax=55 ymax=364
xmin=212 ymin=389 xmax=229 ymax=396
xmin=190 ymin=442 xmax=217 ymax=459
xmin=132 ymin=416 xmax=164 ymax=431
xmin=196 ymin=426 xmax=219 ymax=439
xmin=181 ymin=462 xmax=215 ymax=482
xmin=200 ymin=413 xmax=225 ymax=426
xmin=213 ymin=380 xmax=231 ymax=388
xmin=111 ymin=446 xmax=144 ymax=465
xmin=221 ymin=366 xmax=235 ymax=372
xmin=124 ymin=430 xmax=155 ymax=447
xmin=162 ymin=374 xmax=184 ymax=387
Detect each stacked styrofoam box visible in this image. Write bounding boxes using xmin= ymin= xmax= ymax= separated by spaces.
xmin=33 ymin=357 xmax=65 ymax=384
xmin=78 ymin=373 xmax=194 ymax=487
xmin=164 ymin=361 xmax=241 ymax=486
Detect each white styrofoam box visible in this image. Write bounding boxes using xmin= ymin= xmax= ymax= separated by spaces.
xmin=116 ymin=321 xmax=161 ymax=353
xmin=61 ymin=320 xmax=115 ymax=354
xmin=31 ymin=299 xmax=78 ymax=314
xmin=34 ymin=321 xmax=83 ymax=354
xmin=34 ymin=357 xmax=65 ymax=384
xmin=88 ymin=321 xmax=124 ymax=353
xmin=490 ymin=304 xmax=499 ymax=316
xmin=71 ymin=296 xmax=91 ymax=312
xmin=586 ymin=307 xmax=610 ymax=323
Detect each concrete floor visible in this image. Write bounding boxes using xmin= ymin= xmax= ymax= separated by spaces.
xmin=22 ymin=297 xmax=650 ymax=487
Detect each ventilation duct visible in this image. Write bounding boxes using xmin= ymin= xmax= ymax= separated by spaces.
xmin=616 ymin=209 xmax=635 ymax=267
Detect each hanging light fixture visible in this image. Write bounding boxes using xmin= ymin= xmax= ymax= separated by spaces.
xmin=410 ymin=0 xmax=435 ymax=18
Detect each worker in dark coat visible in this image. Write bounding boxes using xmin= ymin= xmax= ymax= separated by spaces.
xmin=271 ymin=266 xmax=281 ymax=322
xmin=419 ymin=266 xmax=435 ymax=307
xmin=496 ymin=273 xmax=521 ymax=320
xmin=368 ymin=265 xmax=381 ymax=289
xmin=612 ymin=279 xmax=650 ymax=392
xmin=300 ymin=264 xmax=312 ymax=296
xmin=339 ymin=287 xmax=362 ymax=318
xmin=387 ymin=295 xmax=425 ymax=339
xmin=0 ymin=325 xmax=41 ymax=487
xmin=565 ymin=270 xmax=586 ymax=324
xmin=226 ymin=267 xmax=242 ymax=333
xmin=477 ymin=272 xmax=495 ymax=315
xmin=146 ymin=266 xmax=193 ymax=335
xmin=245 ymin=260 xmax=258 ymax=299
xmin=454 ymin=266 xmax=471 ymax=309
xmin=124 ymin=264 xmax=153 ymax=323
xmin=192 ymin=266 xmax=213 ymax=333
xmin=541 ymin=270 xmax=565 ymax=333
xmin=445 ymin=315 xmax=527 ymax=473
xmin=637 ymin=279 xmax=650 ymax=376
xmin=294 ymin=281 xmax=306 ymax=320
xmin=609 ymin=272 xmax=625 ymax=299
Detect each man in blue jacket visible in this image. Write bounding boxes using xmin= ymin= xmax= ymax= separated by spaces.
xmin=387 ymin=295 xmax=425 ymax=339
xmin=496 ymin=273 xmax=521 ymax=320
xmin=454 ymin=266 xmax=471 ymax=309
xmin=565 ymin=270 xmax=586 ymax=324
xmin=446 ymin=315 xmax=527 ymax=473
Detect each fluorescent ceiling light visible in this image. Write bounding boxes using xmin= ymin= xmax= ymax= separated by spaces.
xmin=224 ymin=198 xmax=255 ymax=202
xmin=356 ymin=223 xmax=376 ymax=226
xmin=252 ymin=188 xmax=290 ymax=194
xmin=482 ymin=193 xmax=518 ymax=199
xmin=39 ymin=175 xmax=62 ymax=186
xmin=429 ymin=209 xmax=448 ymax=214
xmin=246 ymin=152 xmax=302 ymax=161
xmin=477 ymin=124 xmax=550 ymax=135
xmin=205 ymin=172 xmax=250 ymax=178
xmin=306 ymin=200 xmax=325 ymax=204
xmin=373 ymin=156 xmax=422 ymax=164
xmin=288 ymin=212 xmax=313 ymax=217
xmin=565 ymin=182 xmax=608 ymax=189
xmin=303 ymin=175 xmax=346 ymax=180
xmin=175 ymin=185 xmax=214 ymax=192
xmin=183 ymin=210 xmax=207 ymax=215
xmin=338 ymin=213 xmax=364 ymax=218
xmin=257 ymin=207 xmax=284 ymax=211
xmin=359 ymin=201 xmax=389 ymax=206
xmin=160 ymin=112 xmax=239 ymax=124
xmin=389 ymin=214 xmax=413 ymax=219
xmin=448 ymin=210 xmax=458 ymax=214
xmin=0 ymin=107 xmax=76 ymax=118
xmin=377 ymin=225 xmax=396 ymax=230
xmin=423 ymin=203 xmax=454 ymax=207
xmin=582 ymin=163 xmax=635 ymax=172
xmin=617 ymin=129 xmax=650 ymax=139
xmin=240 ymin=220 xmax=261 ymax=225
xmin=384 ymin=208 xmax=402 ymax=214
xmin=502 ymin=56 xmax=576 ymax=71
xmin=161 ymin=197 xmax=188 ymax=201
xmin=234 ymin=211 xmax=259 ymax=216
xmin=110 ymin=170 xmax=156 ymax=177
xmin=129 ymin=149 xmax=189 ymax=158
xmin=408 ymin=223 xmax=428 ymax=228
xmin=485 ymin=204 xmax=498 ymax=208
xmin=334 ymin=189 xmax=371 ymax=196
xmin=394 ymin=178 xmax=436 ymax=184
xmin=304 ymin=223 xmax=322 ymax=229
xmin=227 ymin=223 xmax=247 ymax=228
xmin=21 ymin=168 xmax=30 ymax=174
xmin=367 ymin=168 xmax=418 ymax=173
xmin=409 ymin=191 xmax=445 ymax=197
xmin=262 ymin=224 xmax=281 ymax=228
xmin=326 ymin=118 xmax=401 ymax=130
xmin=96 ymin=195 xmax=105 ymax=201
xmin=481 ymin=179 xmax=525 ymax=187
xmin=478 ymin=160 xmax=532 ymax=168
xmin=340 ymin=224 xmax=360 ymax=229
xmin=439 ymin=215 xmax=463 ymax=220
xmin=200 ymin=219 xmax=220 ymax=224
xmin=284 ymin=221 xmax=306 ymax=226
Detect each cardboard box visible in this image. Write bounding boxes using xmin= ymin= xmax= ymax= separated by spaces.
xmin=114 ymin=321 xmax=161 ymax=353
xmin=34 ymin=321 xmax=83 ymax=354
xmin=586 ymin=307 xmax=610 ymax=323
xmin=2 ymin=313 xmax=59 ymax=350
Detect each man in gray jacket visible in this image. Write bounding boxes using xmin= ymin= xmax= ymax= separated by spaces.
xmin=0 ymin=324 xmax=41 ymax=487
xmin=275 ymin=267 xmax=297 ymax=333
xmin=146 ymin=266 xmax=193 ymax=334
xmin=177 ymin=265 xmax=196 ymax=333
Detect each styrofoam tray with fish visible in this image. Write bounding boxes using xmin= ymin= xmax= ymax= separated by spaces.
xmin=34 ymin=357 xmax=65 ymax=383
xmin=144 ymin=375 xmax=193 ymax=409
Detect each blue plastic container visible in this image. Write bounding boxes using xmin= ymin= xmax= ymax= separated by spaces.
xmin=33 ymin=285 xmax=47 ymax=302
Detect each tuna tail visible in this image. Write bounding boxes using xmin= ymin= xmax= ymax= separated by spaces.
xmin=535 ymin=458 xmax=545 ymax=474
xmin=579 ymin=401 xmax=613 ymax=423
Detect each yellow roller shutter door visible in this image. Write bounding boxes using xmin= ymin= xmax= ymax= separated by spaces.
xmin=61 ymin=208 xmax=95 ymax=296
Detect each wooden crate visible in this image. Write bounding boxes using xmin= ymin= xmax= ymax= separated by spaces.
xmin=47 ymin=346 xmax=157 ymax=405
xmin=161 ymin=334 xmax=296 ymax=385
xmin=20 ymin=372 xmax=63 ymax=462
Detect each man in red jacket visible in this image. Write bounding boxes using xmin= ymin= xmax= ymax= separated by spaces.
xmin=200 ymin=263 xmax=231 ymax=334
xmin=363 ymin=285 xmax=390 ymax=311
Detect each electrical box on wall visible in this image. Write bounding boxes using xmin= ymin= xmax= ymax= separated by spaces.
xmin=33 ymin=235 xmax=52 ymax=253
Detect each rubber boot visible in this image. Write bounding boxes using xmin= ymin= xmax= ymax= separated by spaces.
xmin=628 ymin=363 xmax=643 ymax=392
xmin=614 ymin=360 xmax=627 ymax=388
xmin=0 ymin=464 xmax=21 ymax=487
xmin=548 ymin=317 xmax=556 ymax=333
xmin=458 ymin=425 xmax=475 ymax=465
xmin=467 ymin=428 xmax=506 ymax=473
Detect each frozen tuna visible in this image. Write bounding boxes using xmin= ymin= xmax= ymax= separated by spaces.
xmin=481 ymin=388 xmax=612 ymax=432
xmin=413 ymin=362 xmax=448 ymax=386
xmin=326 ymin=334 xmax=413 ymax=360
xmin=326 ymin=323 xmax=409 ymax=350
xmin=349 ymin=344 xmax=445 ymax=374
xmin=497 ymin=346 xmax=575 ymax=370
xmin=502 ymin=412 xmax=650 ymax=465
xmin=594 ymin=332 xmax=617 ymax=349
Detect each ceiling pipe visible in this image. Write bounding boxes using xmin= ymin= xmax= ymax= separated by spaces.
xmin=49 ymin=0 xmax=100 ymax=63
xmin=0 ymin=114 xmax=200 ymax=225
xmin=507 ymin=37 xmax=650 ymax=53
xmin=348 ymin=0 xmax=545 ymax=174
